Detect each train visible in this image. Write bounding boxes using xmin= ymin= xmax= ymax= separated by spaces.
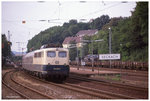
xmin=22 ymin=47 xmax=70 ymax=81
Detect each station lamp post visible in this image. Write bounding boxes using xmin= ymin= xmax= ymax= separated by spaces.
xmin=108 ymin=27 xmax=112 ymax=68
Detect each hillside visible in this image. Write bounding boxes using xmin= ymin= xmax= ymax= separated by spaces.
xmin=27 ymin=2 xmax=148 ymax=62
xmin=83 ymin=2 xmax=148 ymax=62
xmin=27 ymin=15 xmax=110 ymax=52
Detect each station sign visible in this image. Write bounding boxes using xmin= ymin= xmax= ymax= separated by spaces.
xmin=99 ymin=54 xmax=120 ymax=60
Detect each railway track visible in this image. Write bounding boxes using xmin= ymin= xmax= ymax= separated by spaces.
xmin=68 ymin=74 xmax=148 ymax=99
xmin=71 ymin=66 xmax=148 ymax=77
xmin=5 ymin=69 xmax=147 ymax=99
xmin=2 ymin=69 xmax=54 ymax=99
xmin=70 ymin=74 xmax=148 ymax=92
xmin=63 ymin=82 xmax=135 ymax=99
xmin=22 ymin=71 xmax=135 ymax=99
xmin=2 ymin=70 xmax=29 ymax=99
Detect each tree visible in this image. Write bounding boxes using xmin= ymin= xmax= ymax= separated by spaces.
xmin=27 ymin=15 xmax=111 ymax=52
xmin=2 ymin=34 xmax=11 ymax=57
xmin=102 ymin=17 xmax=124 ymax=30
xmin=69 ymin=19 xmax=77 ymax=25
xmin=69 ymin=41 xmax=77 ymax=61
xmin=68 ymin=25 xmax=79 ymax=35
xmin=2 ymin=34 xmax=12 ymax=66
xmin=90 ymin=15 xmax=110 ymax=30
xmin=130 ymin=2 xmax=148 ymax=49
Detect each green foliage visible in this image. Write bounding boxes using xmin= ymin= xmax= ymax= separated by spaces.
xmin=2 ymin=34 xmax=12 ymax=66
xmin=87 ymin=2 xmax=148 ymax=62
xmin=27 ymin=15 xmax=109 ymax=52
xmin=69 ymin=41 xmax=77 ymax=61
xmin=130 ymin=2 xmax=148 ymax=49
xmin=102 ymin=17 xmax=124 ymax=31
xmin=11 ymin=56 xmax=22 ymax=63
xmin=2 ymin=34 xmax=11 ymax=57
xmin=27 ymin=2 xmax=148 ymax=62
xmin=82 ymin=36 xmax=91 ymax=56
xmin=90 ymin=15 xmax=110 ymax=30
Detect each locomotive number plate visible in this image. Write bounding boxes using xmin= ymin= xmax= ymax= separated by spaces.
xmin=53 ymin=68 xmax=61 ymax=70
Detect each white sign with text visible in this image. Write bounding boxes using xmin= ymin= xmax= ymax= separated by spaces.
xmin=99 ymin=54 xmax=120 ymax=60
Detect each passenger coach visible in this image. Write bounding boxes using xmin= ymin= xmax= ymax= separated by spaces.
xmin=22 ymin=48 xmax=70 ymax=81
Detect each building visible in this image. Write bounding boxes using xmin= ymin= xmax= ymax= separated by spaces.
xmin=62 ymin=29 xmax=98 ymax=48
xmin=62 ymin=36 xmax=82 ymax=48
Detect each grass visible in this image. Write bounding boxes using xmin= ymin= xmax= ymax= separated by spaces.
xmin=105 ymin=74 xmax=121 ymax=81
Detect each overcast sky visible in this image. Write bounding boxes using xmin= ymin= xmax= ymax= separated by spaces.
xmin=1 ymin=0 xmax=136 ymax=52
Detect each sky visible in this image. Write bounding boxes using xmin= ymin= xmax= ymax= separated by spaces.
xmin=1 ymin=0 xmax=137 ymax=52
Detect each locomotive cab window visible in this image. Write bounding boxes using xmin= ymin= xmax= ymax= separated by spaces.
xmin=59 ymin=51 xmax=67 ymax=57
xmin=47 ymin=51 xmax=56 ymax=57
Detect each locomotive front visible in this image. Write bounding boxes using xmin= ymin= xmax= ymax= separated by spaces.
xmin=41 ymin=48 xmax=70 ymax=80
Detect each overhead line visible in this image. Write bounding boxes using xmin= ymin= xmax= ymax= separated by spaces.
xmin=77 ymin=2 xmax=122 ymax=19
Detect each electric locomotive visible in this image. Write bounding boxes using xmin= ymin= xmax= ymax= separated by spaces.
xmin=22 ymin=47 xmax=70 ymax=81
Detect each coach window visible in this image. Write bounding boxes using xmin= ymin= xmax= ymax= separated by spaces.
xmin=47 ymin=51 xmax=56 ymax=57
xmin=59 ymin=51 xmax=67 ymax=58
xmin=38 ymin=52 xmax=41 ymax=57
xmin=34 ymin=53 xmax=37 ymax=58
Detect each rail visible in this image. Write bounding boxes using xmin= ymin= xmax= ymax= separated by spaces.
xmin=2 ymin=70 xmax=29 ymax=99
xmin=2 ymin=69 xmax=54 ymax=99
xmin=24 ymin=71 xmax=136 ymax=99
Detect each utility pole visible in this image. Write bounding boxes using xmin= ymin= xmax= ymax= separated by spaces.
xmin=8 ymin=30 xmax=10 ymax=41
xmin=22 ymin=48 xmax=26 ymax=56
xmin=77 ymin=47 xmax=79 ymax=69
xmin=109 ymin=27 xmax=112 ymax=68
xmin=7 ymin=30 xmax=12 ymax=42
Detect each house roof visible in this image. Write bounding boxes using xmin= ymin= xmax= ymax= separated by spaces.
xmin=76 ymin=29 xmax=98 ymax=36
xmin=63 ymin=36 xmax=81 ymax=44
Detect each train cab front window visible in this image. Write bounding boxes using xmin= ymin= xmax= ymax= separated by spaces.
xmin=47 ymin=51 xmax=56 ymax=57
xmin=59 ymin=51 xmax=67 ymax=58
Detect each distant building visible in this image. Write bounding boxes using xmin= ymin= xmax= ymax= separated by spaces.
xmin=62 ymin=29 xmax=98 ymax=48
xmin=62 ymin=36 xmax=82 ymax=48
